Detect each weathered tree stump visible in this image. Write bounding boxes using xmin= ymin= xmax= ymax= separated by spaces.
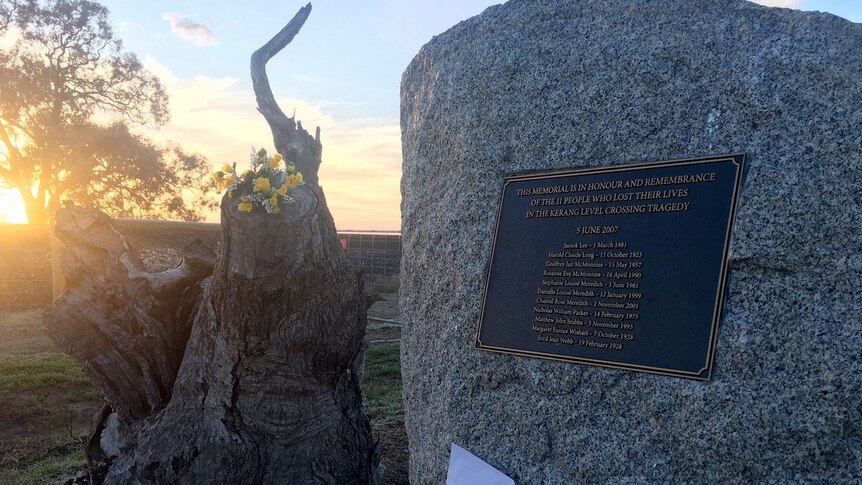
xmin=45 ymin=4 xmax=380 ymax=484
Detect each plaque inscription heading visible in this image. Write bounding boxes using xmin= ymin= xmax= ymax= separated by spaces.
xmin=475 ymin=154 xmax=746 ymax=380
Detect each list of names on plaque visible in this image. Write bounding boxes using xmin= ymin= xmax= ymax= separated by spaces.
xmin=476 ymin=154 xmax=745 ymax=380
xmin=532 ymin=239 xmax=642 ymax=352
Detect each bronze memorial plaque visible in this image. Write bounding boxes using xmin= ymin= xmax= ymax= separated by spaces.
xmin=475 ymin=154 xmax=746 ymax=380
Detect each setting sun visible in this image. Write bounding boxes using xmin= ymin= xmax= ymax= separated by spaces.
xmin=0 ymin=189 xmax=26 ymax=224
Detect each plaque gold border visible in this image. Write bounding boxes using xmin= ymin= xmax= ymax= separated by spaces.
xmin=474 ymin=153 xmax=746 ymax=381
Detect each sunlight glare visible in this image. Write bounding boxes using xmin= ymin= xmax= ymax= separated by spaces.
xmin=0 ymin=188 xmax=28 ymax=224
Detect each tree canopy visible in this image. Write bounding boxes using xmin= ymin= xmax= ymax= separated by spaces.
xmin=0 ymin=0 xmax=216 ymax=223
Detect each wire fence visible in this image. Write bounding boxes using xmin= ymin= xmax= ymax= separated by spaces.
xmin=338 ymin=231 xmax=401 ymax=294
xmin=0 ymin=222 xmax=400 ymax=312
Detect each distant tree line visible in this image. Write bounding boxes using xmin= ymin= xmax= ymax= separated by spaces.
xmin=0 ymin=0 xmax=216 ymax=224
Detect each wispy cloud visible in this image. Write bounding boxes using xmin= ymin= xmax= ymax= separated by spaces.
xmin=141 ymin=59 xmax=402 ymax=230
xmin=162 ymin=12 xmax=219 ymax=47
xmin=752 ymin=0 xmax=805 ymax=7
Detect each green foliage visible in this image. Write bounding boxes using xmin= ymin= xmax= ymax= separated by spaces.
xmin=362 ymin=343 xmax=404 ymax=424
xmin=0 ymin=0 xmax=217 ymax=223
xmin=0 ymin=354 xmax=92 ymax=390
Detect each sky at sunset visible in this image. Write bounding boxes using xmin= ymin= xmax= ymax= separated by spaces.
xmin=0 ymin=0 xmax=859 ymax=228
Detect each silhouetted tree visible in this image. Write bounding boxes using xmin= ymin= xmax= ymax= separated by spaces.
xmin=0 ymin=0 xmax=216 ymax=223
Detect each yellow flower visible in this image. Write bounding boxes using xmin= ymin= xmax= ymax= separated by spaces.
xmin=269 ymin=195 xmax=278 ymax=206
xmin=276 ymin=184 xmax=288 ymax=196
xmin=268 ymin=153 xmax=284 ymax=169
xmin=287 ymin=164 xmax=296 ymax=174
xmin=286 ymin=174 xmax=297 ymax=189
xmin=253 ymin=177 xmax=271 ymax=193
xmin=296 ymin=172 xmax=303 ymax=184
xmin=221 ymin=164 xmax=233 ymax=173
xmin=223 ymin=174 xmax=236 ymax=185
xmin=212 ymin=172 xmax=223 ymax=186
xmin=238 ymin=201 xmax=253 ymax=212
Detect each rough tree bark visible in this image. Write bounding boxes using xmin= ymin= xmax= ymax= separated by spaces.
xmin=45 ymin=4 xmax=381 ymax=484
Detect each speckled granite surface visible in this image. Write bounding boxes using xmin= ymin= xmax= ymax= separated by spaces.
xmin=400 ymin=0 xmax=861 ymax=483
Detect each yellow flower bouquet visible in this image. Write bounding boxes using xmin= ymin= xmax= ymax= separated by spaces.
xmin=212 ymin=148 xmax=304 ymax=214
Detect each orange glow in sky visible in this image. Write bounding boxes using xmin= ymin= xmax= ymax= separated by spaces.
xmin=138 ymin=59 xmax=404 ymax=230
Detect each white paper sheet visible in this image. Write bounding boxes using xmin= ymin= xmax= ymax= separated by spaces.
xmin=445 ymin=442 xmax=515 ymax=485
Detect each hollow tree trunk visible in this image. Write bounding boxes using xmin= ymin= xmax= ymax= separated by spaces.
xmin=45 ymin=4 xmax=380 ymax=484
xmin=130 ymin=183 xmax=378 ymax=484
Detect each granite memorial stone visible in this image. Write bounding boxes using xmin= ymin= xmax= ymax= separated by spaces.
xmin=400 ymin=0 xmax=861 ymax=483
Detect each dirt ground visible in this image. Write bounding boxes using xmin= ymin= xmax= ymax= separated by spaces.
xmin=0 ymin=297 xmax=408 ymax=485
xmin=375 ymin=418 xmax=410 ymax=485
xmin=0 ymin=309 xmax=58 ymax=356
xmin=368 ymin=292 xmax=401 ymax=320
xmin=367 ymin=292 xmax=403 ymax=343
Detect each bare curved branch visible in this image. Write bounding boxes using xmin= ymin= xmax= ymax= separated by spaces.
xmin=250 ymin=3 xmax=322 ymax=184
xmin=251 ymin=3 xmax=311 ymax=125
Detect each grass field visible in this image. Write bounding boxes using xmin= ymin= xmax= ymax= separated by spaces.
xmin=0 ymin=309 xmax=406 ymax=485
